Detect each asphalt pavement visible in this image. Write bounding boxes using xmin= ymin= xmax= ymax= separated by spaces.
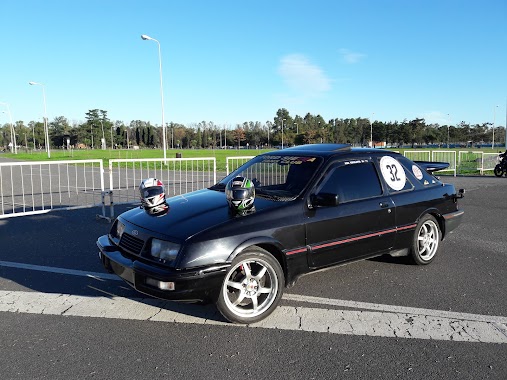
xmin=0 ymin=175 xmax=506 ymax=379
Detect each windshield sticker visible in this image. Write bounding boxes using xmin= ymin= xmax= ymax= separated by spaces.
xmin=261 ymin=156 xmax=317 ymax=165
xmin=344 ymin=159 xmax=369 ymax=165
xmin=380 ymin=156 xmax=407 ymax=191
xmin=412 ymin=165 xmax=424 ymax=180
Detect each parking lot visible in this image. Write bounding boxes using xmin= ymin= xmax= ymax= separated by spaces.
xmin=0 ymin=175 xmax=506 ymax=379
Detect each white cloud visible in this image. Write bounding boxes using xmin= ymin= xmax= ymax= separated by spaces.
xmin=421 ymin=111 xmax=452 ymax=125
xmin=278 ymin=54 xmax=332 ymax=97
xmin=339 ymin=48 xmax=366 ymax=64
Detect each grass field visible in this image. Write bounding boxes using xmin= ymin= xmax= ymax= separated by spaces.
xmin=1 ymin=146 xmax=502 ymax=174
xmin=1 ymin=148 xmax=272 ymax=172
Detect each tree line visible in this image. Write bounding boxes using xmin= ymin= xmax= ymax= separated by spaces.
xmin=1 ymin=108 xmax=506 ymax=152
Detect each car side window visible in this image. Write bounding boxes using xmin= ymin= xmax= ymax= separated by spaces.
xmin=318 ymin=162 xmax=383 ymax=202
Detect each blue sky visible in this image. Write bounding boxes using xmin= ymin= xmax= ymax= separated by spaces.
xmin=1 ymin=0 xmax=506 ymax=128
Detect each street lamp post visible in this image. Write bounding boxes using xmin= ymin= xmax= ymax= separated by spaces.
xmin=29 ymin=81 xmax=50 ymax=158
xmin=281 ymin=118 xmax=285 ymax=149
xmin=446 ymin=114 xmax=450 ymax=149
xmin=99 ymin=119 xmax=106 ymax=149
xmin=492 ymin=105 xmax=499 ymax=149
xmin=110 ymin=124 xmax=114 ymax=150
xmin=370 ymin=113 xmax=375 ymax=148
xmin=0 ymin=103 xmax=17 ymax=154
xmin=141 ymin=34 xmax=167 ymax=162
xmin=32 ymin=122 xmax=35 ymax=150
xmin=91 ymin=123 xmax=94 ymax=148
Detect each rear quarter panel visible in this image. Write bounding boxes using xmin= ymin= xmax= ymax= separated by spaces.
xmin=391 ymin=183 xmax=458 ymax=249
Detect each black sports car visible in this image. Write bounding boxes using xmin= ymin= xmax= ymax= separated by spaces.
xmin=97 ymin=144 xmax=464 ymax=324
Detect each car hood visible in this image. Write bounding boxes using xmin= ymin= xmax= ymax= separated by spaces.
xmin=119 ymin=188 xmax=287 ymax=242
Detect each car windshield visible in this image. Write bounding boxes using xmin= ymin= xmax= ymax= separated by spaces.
xmin=211 ymin=154 xmax=323 ymax=201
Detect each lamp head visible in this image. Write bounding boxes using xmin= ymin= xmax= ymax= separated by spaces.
xmin=141 ymin=34 xmax=152 ymax=41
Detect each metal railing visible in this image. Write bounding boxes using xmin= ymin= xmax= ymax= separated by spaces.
xmin=431 ymin=151 xmax=457 ymax=176
xmin=403 ymin=150 xmax=431 ymax=162
xmin=108 ymin=157 xmax=217 ymax=205
xmin=225 ymin=156 xmax=255 ymax=175
xmin=0 ymin=160 xmax=104 ymax=219
xmin=1 ymin=151 xmax=503 ymax=220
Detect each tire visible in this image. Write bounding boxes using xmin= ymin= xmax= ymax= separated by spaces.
xmin=494 ymin=164 xmax=504 ymax=178
xmin=410 ymin=215 xmax=441 ymax=265
xmin=216 ymin=247 xmax=284 ymax=324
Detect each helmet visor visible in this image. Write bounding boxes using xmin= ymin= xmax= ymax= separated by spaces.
xmin=142 ymin=187 xmax=164 ymax=198
xmin=229 ymin=188 xmax=251 ymax=200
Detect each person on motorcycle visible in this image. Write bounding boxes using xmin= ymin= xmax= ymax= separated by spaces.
xmin=494 ymin=150 xmax=507 ymax=177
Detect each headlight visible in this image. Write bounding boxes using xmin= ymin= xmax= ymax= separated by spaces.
xmin=115 ymin=220 xmax=125 ymax=238
xmin=150 ymin=239 xmax=180 ymax=262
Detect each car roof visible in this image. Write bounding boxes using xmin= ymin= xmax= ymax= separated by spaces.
xmin=269 ymin=144 xmax=399 ymax=158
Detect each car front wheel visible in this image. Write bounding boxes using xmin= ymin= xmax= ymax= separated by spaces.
xmin=216 ymin=247 xmax=284 ymax=324
xmin=411 ymin=215 xmax=441 ymax=265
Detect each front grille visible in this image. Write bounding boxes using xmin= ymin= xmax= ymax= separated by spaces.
xmin=119 ymin=233 xmax=145 ymax=255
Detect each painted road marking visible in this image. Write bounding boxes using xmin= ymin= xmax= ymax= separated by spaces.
xmin=0 ymin=260 xmax=120 ymax=281
xmin=0 ymin=290 xmax=506 ymax=344
xmin=1 ymin=261 xmax=507 ymax=343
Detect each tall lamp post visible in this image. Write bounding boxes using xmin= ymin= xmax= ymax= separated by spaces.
xmin=0 ymin=102 xmax=17 ymax=154
xmin=281 ymin=118 xmax=286 ymax=149
xmin=370 ymin=113 xmax=375 ymax=148
xmin=99 ymin=119 xmax=106 ymax=149
xmin=446 ymin=113 xmax=450 ymax=148
xmin=29 ymin=81 xmax=50 ymax=158
xmin=492 ymin=105 xmax=498 ymax=149
xmin=110 ymin=123 xmax=114 ymax=150
xmin=141 ymin=34 xmax=167 ymax=162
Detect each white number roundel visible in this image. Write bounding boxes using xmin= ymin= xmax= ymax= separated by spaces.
xmin=380 ymin=156 xmax=406 ymax=191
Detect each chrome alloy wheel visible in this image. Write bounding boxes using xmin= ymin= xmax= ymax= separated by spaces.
xmin=222 ymin=258 xmax=279 ymax=319
xmin=417 ymin=219 xmax=440 ymax=261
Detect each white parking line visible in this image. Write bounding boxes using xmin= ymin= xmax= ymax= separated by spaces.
xmin=0 ymin=290 xmax=506 ymax=344
xmin=0 ymin=260 xmax=121 ymax=281
xmin=1 ymin=261 xmax=506 ymax=343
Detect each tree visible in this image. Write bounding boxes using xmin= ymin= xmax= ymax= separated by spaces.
xmin=232 ymin=126 xmax=246 ymax=148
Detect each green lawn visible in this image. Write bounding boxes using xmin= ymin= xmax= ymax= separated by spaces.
xmin=2 ymin=146 xmax=501 ymax=174
xmin=2 ymin=148 xmax=272 ymax=172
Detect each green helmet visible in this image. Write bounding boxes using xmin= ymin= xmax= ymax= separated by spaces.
xmin=226 ymin=176 xmax=255 ymax=212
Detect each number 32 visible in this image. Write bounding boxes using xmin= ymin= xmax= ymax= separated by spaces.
xmin=386 ymin=164 xmax=400 ymax=182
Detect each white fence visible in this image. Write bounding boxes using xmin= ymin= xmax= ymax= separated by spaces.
xmin=225 ymin=156 xmax=255 ymax=175
xmin=0 ymin=151 xmax=503 ymax=219
xmin=431 ymin=151 xmax=457 ymax=176
xmin=457 ymin=151 xmax=501 ymax=175
xmin=0 ymin=160 xmax=104 ymax=219
xmin=403 ymin=150 xmax=431 ymax=162
xmin=108 ymin=157 xmax=216 ymax=205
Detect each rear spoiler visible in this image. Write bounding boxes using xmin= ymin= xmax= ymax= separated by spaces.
xmin=414 ymin=161 xmax=449 ymax=174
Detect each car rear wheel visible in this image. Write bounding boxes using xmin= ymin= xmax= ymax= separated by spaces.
xmin=216 ymin=247 xmax=284 ymax=324
xmin=411 ymin=215 xmax=440 ymax=265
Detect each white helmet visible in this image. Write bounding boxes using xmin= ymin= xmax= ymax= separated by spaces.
xmin=139 ymin=178 xmax=166 ymax=208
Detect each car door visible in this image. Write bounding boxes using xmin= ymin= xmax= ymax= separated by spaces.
xmin=305 ymin=159 xmax=396 ymax=268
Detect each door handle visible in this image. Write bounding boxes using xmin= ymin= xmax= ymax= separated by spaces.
xmin=379 ymin=202 xmax=390 ymax=208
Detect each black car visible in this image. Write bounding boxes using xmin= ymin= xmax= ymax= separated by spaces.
xmin=97 ymin=144 xmax=464 ymax=324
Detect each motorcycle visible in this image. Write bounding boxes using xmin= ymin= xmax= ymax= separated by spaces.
xmin=494 ymin=151 xmax=507 ymax=177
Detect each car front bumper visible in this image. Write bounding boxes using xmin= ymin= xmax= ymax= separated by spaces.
xmin=97 ymin=235 xmax=228 ymax=302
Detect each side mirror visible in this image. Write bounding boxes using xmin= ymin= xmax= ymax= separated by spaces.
xmin=310 ymin=193 xmax=339 ymax=208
